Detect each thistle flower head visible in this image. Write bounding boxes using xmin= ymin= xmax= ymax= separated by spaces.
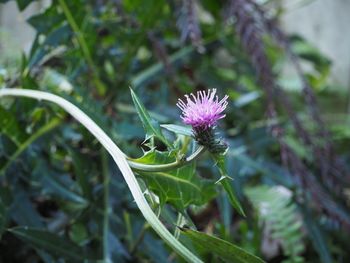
xmin=176 ymin=89 xmax=228 ymax=130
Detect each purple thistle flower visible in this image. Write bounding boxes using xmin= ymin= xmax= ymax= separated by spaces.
xmin=177 ymin=89 xmax=229 ymax=130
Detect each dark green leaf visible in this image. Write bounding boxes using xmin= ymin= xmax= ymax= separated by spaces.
xmin=0 ymin=106 xmax=27 ymax=146
xmin=16 ymin=0 xmax=32 ymax=11
xmin=180 ymin=228 xmax=265 ymax=263
xmin=0 ymin=118 xmax=61 ymax=176
xmin=27 ymin=4 xmax=64 ymax=34
xmin=33 ymin=163 xmax=88 ymax=206
xmin=8 ymin=227 xmax=91 ymax=261
xmin=10 ymin=190 xmax=44 ymax=228
xmin=40 ymin=174 xmax=88 ymax=205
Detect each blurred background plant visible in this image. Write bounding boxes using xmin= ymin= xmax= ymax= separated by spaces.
xmin=0 ymin=0 xmax=349 ymax=262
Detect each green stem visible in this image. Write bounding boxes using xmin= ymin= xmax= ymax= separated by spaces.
xmin=127 ymin=145 xmax=206 ymax=172
xmin=0 ymin=88 xmax=203 ymax=263
xmin=101 ymin=148 xmax=110 ymax=263
xmin=0 ymin=118 xmax=61 ymax=176
xmin=58 ymin=0 xmax=105 ymax=94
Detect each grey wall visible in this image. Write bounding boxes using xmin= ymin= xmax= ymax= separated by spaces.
xmin=0 ymin=1 xmax=50 ymax=53
xmin=281 ymin=0 xmax=350 ymax=89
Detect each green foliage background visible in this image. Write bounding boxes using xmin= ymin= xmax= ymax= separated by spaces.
xmin=0 ymin=0 xmax=350 ymax=262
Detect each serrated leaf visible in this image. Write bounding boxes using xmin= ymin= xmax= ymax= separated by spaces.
xmin=134 ymin=150 xmax=216 ymax=210
xmin=8 ymin=227 xmax=92 ymax=261
xmin=161 ymin=124 xmax=193 ymax=137
xmin=212 ymin=153 xmax=245 ymax=216
xmin=180 ymin=228 xmax=265 ymax=263
xmin=130 ymin=88 xmax=172 ymax=148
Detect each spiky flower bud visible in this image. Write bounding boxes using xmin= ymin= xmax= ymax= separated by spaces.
xmin=177 ymin=89 xmax=228 ymax=153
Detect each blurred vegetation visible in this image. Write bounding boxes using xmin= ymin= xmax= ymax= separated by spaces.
xmin=0 ymin=0 xmax=350 ymax=262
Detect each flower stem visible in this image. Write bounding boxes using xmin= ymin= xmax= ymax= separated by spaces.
xmin=127 ymin=145 xmax=206 ymax=172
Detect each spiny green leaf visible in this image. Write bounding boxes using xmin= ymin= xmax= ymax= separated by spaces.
xmin=8 ymin=227 xmax=92 ymax=261
xmin=134 ymin=150 xmax=216 ymax=210
xmin=180 ymin=228 xmax=265 ymax=263
xmin=130 ymin=88 xmax=172 ymax=148
xmin=212 ymin=153 xmax=245 ymax=216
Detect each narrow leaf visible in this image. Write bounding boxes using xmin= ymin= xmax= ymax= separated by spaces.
xmin=8 ymin=227 xmax=91 ymax=261
xmin=31 ymin=160 xmax=88 ymax=206
xmin=220 ymin=177 xmax=245 ymax=217
xmin=130 ymin=88 xmax=171 ymax=148
xmin=212 ymin=153 xmax=245 ymax=216
xmin=180 ymin=228 xmax=265 ymax=263
xmin=161 ymin=124 xmax=193 ymax=137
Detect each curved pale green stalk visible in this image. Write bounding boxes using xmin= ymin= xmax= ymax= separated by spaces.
xmin=128 ymin=145 xmax=206 ymax=172
xmin=0 ymin=88 xmax=203 ymax=263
